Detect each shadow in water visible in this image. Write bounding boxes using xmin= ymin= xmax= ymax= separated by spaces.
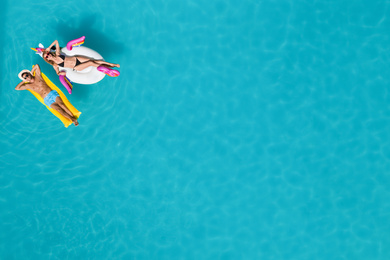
xmin=70 ymin=82 xmax=97 ymax=100
xmin=55 ymin=14 xmax=126 ymax=59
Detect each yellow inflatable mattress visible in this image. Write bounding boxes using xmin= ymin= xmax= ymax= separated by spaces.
xmin=28 ymin=71 xmax=81 ymax=127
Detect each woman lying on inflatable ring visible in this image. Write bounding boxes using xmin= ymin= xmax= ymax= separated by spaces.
xmin=42 ymin=40 xmax=120 ymax=77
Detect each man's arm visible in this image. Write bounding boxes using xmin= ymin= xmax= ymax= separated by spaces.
xmin=31 ymin=64 xmax=41 ymax=75
xmin=15 ymin=81 xmax=29 ymax=91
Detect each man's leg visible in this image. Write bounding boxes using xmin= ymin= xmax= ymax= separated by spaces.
xmin=51 ymin=100 xmax=79 ymax=126
xmin=55 ymin=97 xmax=73 ymax=117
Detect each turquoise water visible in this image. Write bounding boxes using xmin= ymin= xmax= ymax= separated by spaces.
xmin=1 ymin=0 xmax=390 ymax=259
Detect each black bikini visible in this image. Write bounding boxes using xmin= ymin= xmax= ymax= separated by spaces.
xmin=57 ymin=54 xmax=66 ymax=67
xmin=74 ymin=58 xmax=81 ymax=68
xmin=57 ymin=54 xmax=82 ymax=68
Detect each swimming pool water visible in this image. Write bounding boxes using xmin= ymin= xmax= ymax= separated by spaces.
xmin=1 ymin=0 xmax=390 ymax=259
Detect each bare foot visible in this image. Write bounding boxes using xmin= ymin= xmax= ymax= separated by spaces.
xmin=73 ymin=119 xmax=79 ymax=126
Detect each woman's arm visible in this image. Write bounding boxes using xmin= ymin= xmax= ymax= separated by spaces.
xmin=46 ymin=40 xmax=60 ymax=55
xmin=53 ymin=65 xmax=65 ymax=76
xmin=53 ymin=65 xmax=61 ymax=75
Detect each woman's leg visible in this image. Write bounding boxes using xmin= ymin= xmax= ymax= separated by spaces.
xmin=93 ymin=60 xmax=120 ymax=68
xmin=73 ymin=60 xmax=98 ymax=71
xmin=74 ymin=60 xmax=120 ymax=72
xmin=74 ymin=56 xmax=119 ymax=70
